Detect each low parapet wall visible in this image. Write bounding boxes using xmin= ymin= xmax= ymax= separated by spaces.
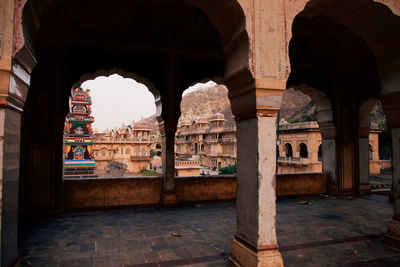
xmin=63 ymin=175 xmax=236 ymax=209
xmin=64 ymin=173 xmax=326 ymax=209
xmin=276 ymin=172 xmax=327 ymax=196
xmin=63 ymin=177 xmax=163 ymax=209
xmin=175 ymin=176 xmax=236 ymax=202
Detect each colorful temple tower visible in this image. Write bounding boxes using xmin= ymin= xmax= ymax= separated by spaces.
xmin=64 ymin=87 xmax=96 ymax=178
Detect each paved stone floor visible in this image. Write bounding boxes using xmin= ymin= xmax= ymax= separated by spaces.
xmin=19 ymin=194 xmax=400 ymax=266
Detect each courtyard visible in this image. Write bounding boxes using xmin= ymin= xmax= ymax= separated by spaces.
xmin=19 ymin=194 xmax=400 ymax=267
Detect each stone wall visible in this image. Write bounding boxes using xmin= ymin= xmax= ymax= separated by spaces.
xmin=64 ymin=174 xmax=327 ymax=209
xmin=370 ymin=160 xmax=392 ymax=175
xmin=64 ymin=177 xmax=163 ymax=209
xmin=276 ymin=173 xmax=327 ymax=196
xmin=175 ymin=176 xmax=236 ymax=202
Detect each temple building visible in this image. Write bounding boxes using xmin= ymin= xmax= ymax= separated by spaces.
xmin=93 ymin=122 xmax=155 ymax=176
xmin=64 ymin=88 xmax=96 ymax=178
xmin=175 ymin=113 xmax=237 ymax=170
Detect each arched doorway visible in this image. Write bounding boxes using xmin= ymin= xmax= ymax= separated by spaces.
xmin=10 ymin=1 xmax=256 ymax=267
xmin=285 ymin=143 xmax=293 ymax=159
xmin=299 ymin=143 xmax=308 ymax=158
xmin=286 ymin=0 xmax=400 ymax=261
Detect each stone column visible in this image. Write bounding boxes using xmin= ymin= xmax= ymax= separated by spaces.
xmin=228 ymin=78 xmax=284 ymax=267
xmin=319 ymin=123 xmax=337 ymax=194
xmin=385 ymin=127 xmax=400 ymax=247
xmin=1 ymin=0 xmax=34 ymax=262
xmin=0 ymin=47 xmax=33 ymax=265
xmin=358 ymin=126 xmax=371 ymax=194
xmin=383 ymin=91 xmax=400 ymax=247
xmin=159 ymin=119 xmax=177 ymax=205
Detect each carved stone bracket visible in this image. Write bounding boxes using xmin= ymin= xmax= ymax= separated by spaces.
xmin=227 ymin=72 xmax=286 ymax=121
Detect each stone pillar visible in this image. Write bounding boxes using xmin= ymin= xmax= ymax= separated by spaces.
xmin=383 ymin=91 xmax=400 ymax=247
xmin=228 ymin=78 xmax=284 ymax=267
xmin=385 ymin=128 xmax=400 ymax=247
xmin=358 ymin=126 xmax=371 ymax=194
xmin=0 ymin=47 xmax=33 ymax=265
xmin=1 ymin=0 xmax=34 ymax=261
xmin=319 ymin=123 xmax=337 ymax=194
xmin=159 ymin=120 xmax=177 ymax=205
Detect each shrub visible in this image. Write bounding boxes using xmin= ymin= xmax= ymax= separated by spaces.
xmin=219 ymin=164 xmax=237 ymax=174
xmin=141 ymin=169 xmax=159 ymax=176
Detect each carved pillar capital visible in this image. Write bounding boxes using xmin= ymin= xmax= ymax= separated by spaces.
xmin=319 ymin=122 xmax=336 ymax=140
xmin=0 ymin=45 xmax=35 ymax=114
xmin=227 ymin=74 xmax=286 ymax=121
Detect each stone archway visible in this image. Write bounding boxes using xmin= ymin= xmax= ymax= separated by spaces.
xmin=72 ymin=68 xmax=162 ymax=119
xmin=7 ymin=1 xmax=257 ymax=267
xmin=287 ymin=0 xmax=400 ymax=252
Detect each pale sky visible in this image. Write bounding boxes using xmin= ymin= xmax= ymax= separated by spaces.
xmin=81 ymin=74 xmax=156 ymax=132
xmin=80 ymin=74 xmax=216 ymax=132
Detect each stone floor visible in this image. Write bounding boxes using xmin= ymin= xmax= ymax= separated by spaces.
xmin=19 ymin=194 xmax=400 ymax=267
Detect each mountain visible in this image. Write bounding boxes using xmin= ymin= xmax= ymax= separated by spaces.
xmin=140 ymin=85 xmax=386 ymax=131
xmin=179 ymin=85 xmax=235 ymax=127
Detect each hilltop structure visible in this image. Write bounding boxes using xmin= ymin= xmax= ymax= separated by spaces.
xmin=64 ymin=88 xmax=96 ymax=178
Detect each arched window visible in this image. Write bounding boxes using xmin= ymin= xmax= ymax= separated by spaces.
xmin=101 ymin=150 xmax=106 ymax=156
xmin=285 ymin=143 xmax=293 ymax=159
xmin=318 ymin=144 xmax=322 ymax=161
xmin=201 ymin=144 xmax=205 ymax=151
xmin=156 ymin=144 xmax=161 ymax=149
xmin=299 ymin=143 xmax=308 ymax=158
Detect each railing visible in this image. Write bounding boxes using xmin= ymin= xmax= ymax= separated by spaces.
xmin=175 ymin=160 xmax=201 ymax=167
xmin=204 ymin=139 xmax=221 ymax=143
xmin=277 ymin=157 xmax=310 ymax=165
xmin=95 ymin=138 xmax=152 ymax=143
xmin=130 ymin=156 xmax=151 ymax=161
xmin=221 ymin=138 xmax=236 ymax=143
xmin=176 ymin=140 xmax=191 ymax=144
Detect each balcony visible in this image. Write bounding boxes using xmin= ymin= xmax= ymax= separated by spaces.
xmin=176 ymin=140 xmax=191 ymax=144
xmin=278 ymin=157 xmax=310 ymax=165
xmin=221 ymin=138 xmax=236 ymax=143
xmin=130 ymin=156 xmax=151 ymax=161
xmin=204 ymin=139 xmax=221 ymax=143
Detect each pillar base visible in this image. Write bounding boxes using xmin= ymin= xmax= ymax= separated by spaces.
xmin=359 ymin=184 xmax=371 ymax=195
xmin=385 ymin=219 xmax=400 ymax=248
xmin=228 ymin=237 xmax=283 ymax=267
xmin=161 ymin=192 xmax=177 ymax=205
xmin=327 ymin=184 xmax=339 ymax=195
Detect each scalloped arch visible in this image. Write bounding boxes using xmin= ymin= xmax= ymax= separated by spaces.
xmin=70 ymin=67 xmax=162 ymax=118
xmin=289 ymin=83 xmax=333 ymax=125
xmin=359 ymin=98 xmax=381 ymax=129
xmin=293 ymin=0 xmax=400 ymax=95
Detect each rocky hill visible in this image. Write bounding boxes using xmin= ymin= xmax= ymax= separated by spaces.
xmin=140 ymin=85 xmax=386 ymax=131
xmin=179 ymin=85 xmax=235 ymax=127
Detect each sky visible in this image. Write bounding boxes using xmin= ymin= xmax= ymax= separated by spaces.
xmin=80 ymin=74 xmax=216 ymax=132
